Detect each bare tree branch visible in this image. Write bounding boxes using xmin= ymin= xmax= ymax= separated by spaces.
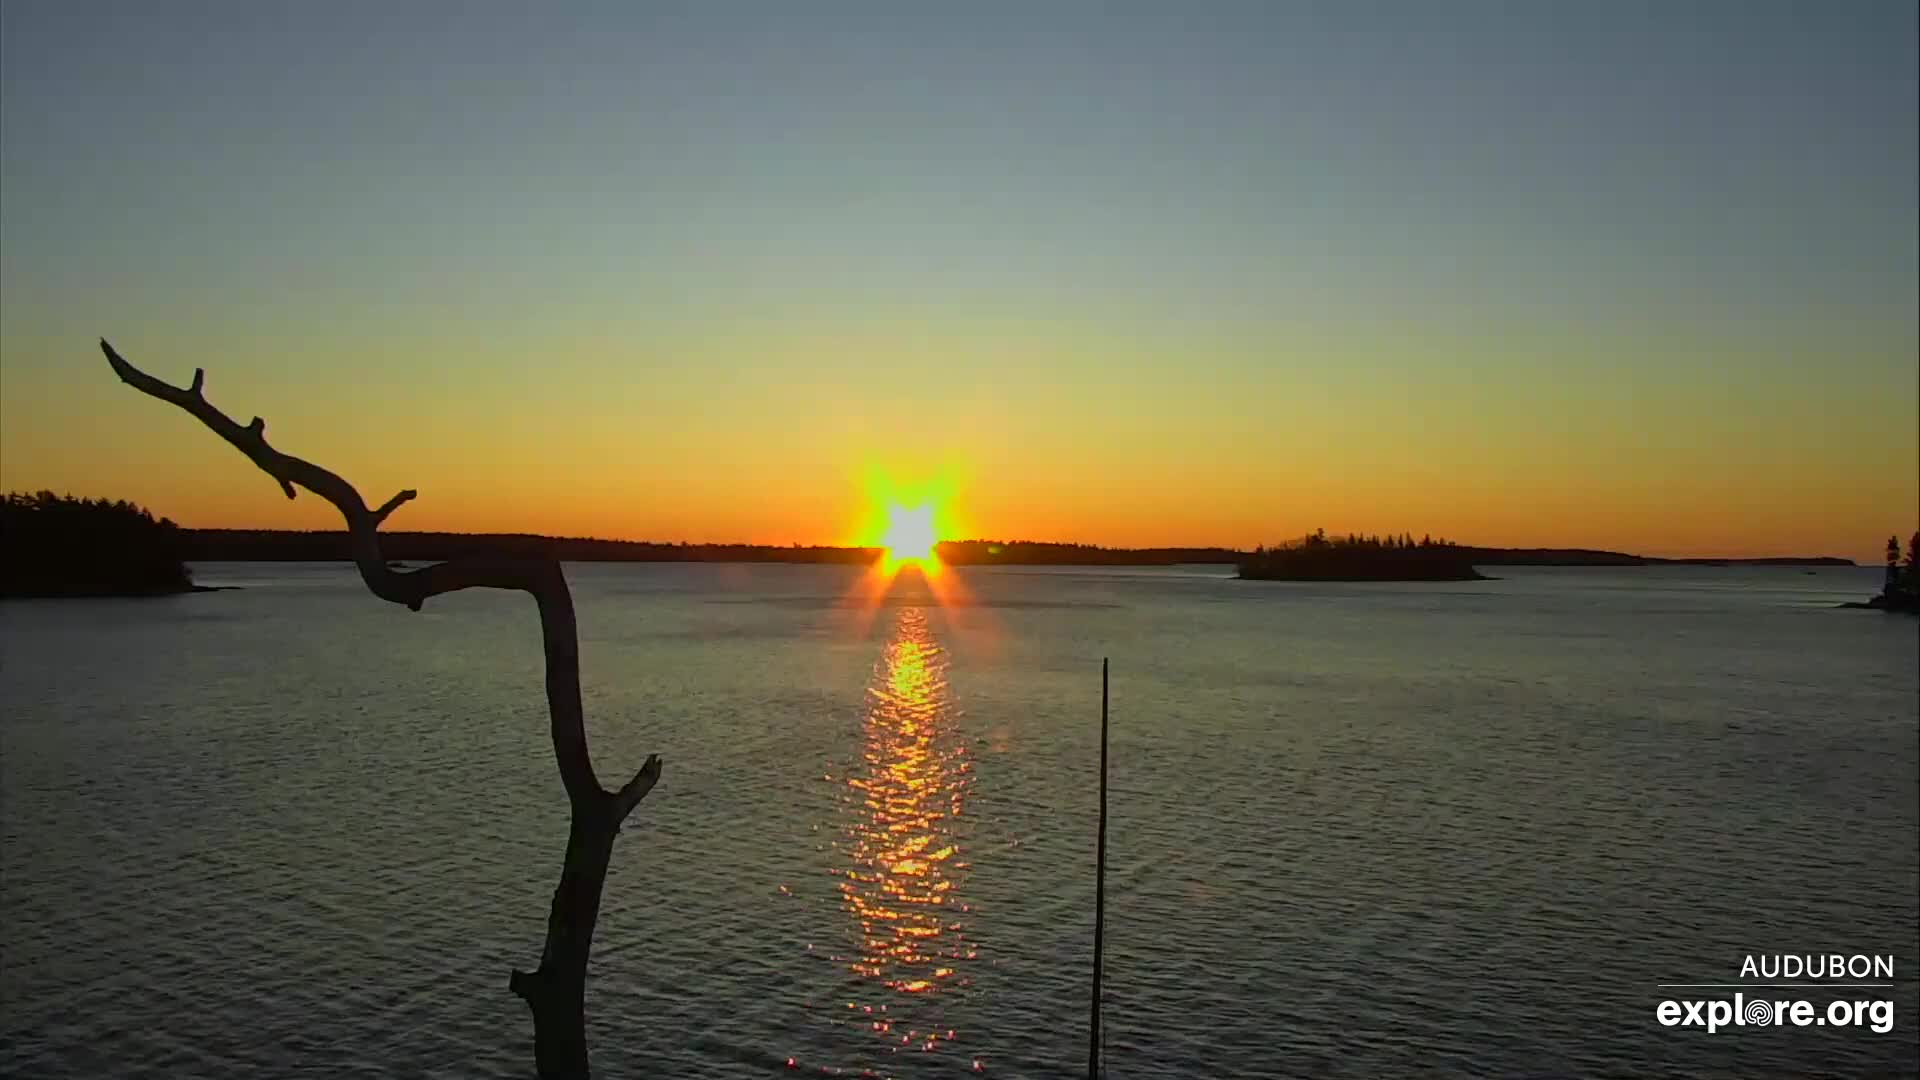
xmin=101 ymin=338 xmax=661 ymax=1077
xmin=372 ymin=489 xmax=418 ymax=524
xmin=100 ymin=337 xmax=639 ymax=804
xmin=614 ymin=754 xmax=664 ymax=819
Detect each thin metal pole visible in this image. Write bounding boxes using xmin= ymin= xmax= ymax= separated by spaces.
xmin=1089 ymin=657 xmax=1109 ymax=1080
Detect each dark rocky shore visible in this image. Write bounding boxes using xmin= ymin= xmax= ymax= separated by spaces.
xmin=1839 ymin=592 xmax=1918 ymax=614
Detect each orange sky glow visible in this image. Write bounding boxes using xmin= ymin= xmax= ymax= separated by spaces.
xmin=1 ymin=8 xmax=1914 ymax=564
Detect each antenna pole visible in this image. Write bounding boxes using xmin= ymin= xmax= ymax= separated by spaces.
xmin=1089 ymin=657 xmax=1109 ymax=1079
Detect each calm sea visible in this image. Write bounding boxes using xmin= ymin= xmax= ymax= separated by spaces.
xmin=3 ymin=562 xmax=1916 ymax=1078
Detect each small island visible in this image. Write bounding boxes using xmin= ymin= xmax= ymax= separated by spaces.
xmin=1843 ymin=533 xmax=1919 ymax=614
xmin=1238 ymin=531 xmax=1488 ymax=582
xmin=1 ymin=491 xmax=210 ymax=598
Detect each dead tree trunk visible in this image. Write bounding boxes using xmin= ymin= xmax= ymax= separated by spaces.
xmin=101 ymin=339 xmax=659 ymax=1079
xmin=512 ymin=804 xmax=621 ymax=1077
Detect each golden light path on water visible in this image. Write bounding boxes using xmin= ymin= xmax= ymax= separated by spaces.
xmin=823 ymin=601 xmax=979 ymax=1071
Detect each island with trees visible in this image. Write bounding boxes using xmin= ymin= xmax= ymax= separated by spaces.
xmin=1 ymin=491 xmax=207 ymax=597
xmin=1844 ymin=533 xmax=1919 ymax=613
xmin=1237 ymin=531 xmax=1490 ymax=582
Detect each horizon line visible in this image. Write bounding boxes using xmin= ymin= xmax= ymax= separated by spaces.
xmin=170 ymin=524 xmax=1862 ymax=565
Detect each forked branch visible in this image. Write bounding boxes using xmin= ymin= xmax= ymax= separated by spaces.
xmin=101 ymin=338 xmax=661 ymax=1078
xmin=99 ymin=338 xmax=657 ymax=808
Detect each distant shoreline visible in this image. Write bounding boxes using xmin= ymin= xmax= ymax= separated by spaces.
xmin=179 ymin=529 xmax=1857 ymax=568
xmin=0 ymin=583 xmax=238 ymax=600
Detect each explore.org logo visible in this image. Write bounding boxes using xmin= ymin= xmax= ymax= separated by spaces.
xmin=1657 ymin=955 xmax=1896 ymax=1035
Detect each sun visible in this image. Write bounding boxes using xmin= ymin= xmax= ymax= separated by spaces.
xmin=880 ymin=502 xmax=939 ymax=569
xmin=853 ymin=466 xmax=965 ymax=580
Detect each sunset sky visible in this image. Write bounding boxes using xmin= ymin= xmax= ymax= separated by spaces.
xmin=2 ymin=2 xmax=1914 ymax=560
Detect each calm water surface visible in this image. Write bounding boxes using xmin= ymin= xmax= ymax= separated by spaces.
xmin=3 ymin=562 xmax=1916 ymax=1077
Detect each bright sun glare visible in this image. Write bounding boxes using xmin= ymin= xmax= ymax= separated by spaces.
xmin=859 ymin=468 xmax=961 ymax=581
xmin=880 ymin=503 xmax=939 ymax=569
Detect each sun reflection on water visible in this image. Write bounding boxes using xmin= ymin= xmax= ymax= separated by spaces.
xmin=831 ymin=603 xmax=975 ymax=1060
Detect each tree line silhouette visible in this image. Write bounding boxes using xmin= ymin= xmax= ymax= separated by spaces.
xmin=1238 ymin=528 xmax=1488 ymax=581
xmin=1 ymin=491 xmax=194 ymax=596
xmin=178 ymin=530 xmax=1244 ymax=566
xmin=184 ymin=528 xmax=882 ymax=564
xmin=1252 ymin=529 xmax=1455 ymax=553
xmin=934 ymin=540 xmax=1240 ymax=565
xmin=1870 ymin=532 xmax=1920 ymax=612
xmin=7 ymin=500 xmax=1858 ymax=584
